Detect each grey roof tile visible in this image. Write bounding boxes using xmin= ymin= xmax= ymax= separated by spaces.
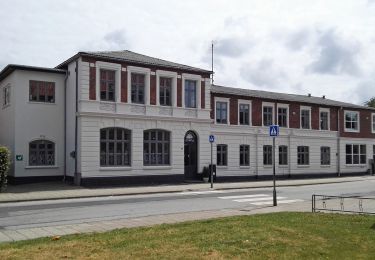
xmin=212 ymin=84 xmax=374 ymax=110
xmin=78 ymin=50 xmax=211 ymax=73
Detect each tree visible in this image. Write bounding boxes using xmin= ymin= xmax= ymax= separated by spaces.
xmin=364 ymin=97 xmax=375 ymax=108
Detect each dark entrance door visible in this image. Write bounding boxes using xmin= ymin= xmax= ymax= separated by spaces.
xmin=184 ymin=131 xmax=198 ymax=180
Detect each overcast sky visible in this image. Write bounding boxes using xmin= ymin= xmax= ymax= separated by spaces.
xmin=1 ymin=0 xmax=374 ymax=104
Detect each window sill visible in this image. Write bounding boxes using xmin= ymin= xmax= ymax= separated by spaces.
xmin=344 ymin=129 xmax=360 ymax=133
xmin=345 ymin=164 xmax=367 ymax=168
xmin=263 ymin=165 xmax=273 ymax=168
xmin=27 ymin=101 xmax=56 ymax=105
xmin=297 ymin=165 xmax=310 ymax=168
xmin=239 ymin=166 xmax=250 ymax=169
xmin=25 ymin=165 xmax=59 ymax=169
xmin=100 ymin=167 xmax=132 ymax=171
xmin=216 ymin=166 xmax=228 ymax=169
xmin=143 ymin=165 xmax=172 ymax=170
xmin=320 ymin=165 xmax=331 ymax=168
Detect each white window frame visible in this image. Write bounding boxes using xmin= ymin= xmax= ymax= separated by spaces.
xmin=95 ymin=61 xmax=122 ymax=103
xmin=277 ymin=103 xmax=289 ymax=128
xmin=319 ymin=108 xmax=330 ymax=131
xmin=238 ymin=99 xmax=252 ymax=126
xmin=214 ymin=97 xmax=230 ymax=125
xmin=127 ymin=66 xmax=151 ymax=105
xmin=156 ymin=70 xmax=177 ymax=107
xmin=300 ymin=106 xmax=311 ymax=130
xmin=2 ymin=84 xmax=10 ymax=107
xmin=182 ymin=73 xmax=201 ymax=109
xmin=345 ymin=144 xmax=366 ymax=165
xmin=262 ymin=102 xmax=274 ymax=127
xmin=344 ymin=110 xmax=360 ymax=133
xmin=372 ymin=113 xmax=375 ymax=134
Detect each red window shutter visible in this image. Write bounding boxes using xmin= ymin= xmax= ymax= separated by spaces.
xmin=201 ymin=81 xmax=205 ymax=109
xmin=89 ymin=67 xmax=96 ymax=100
xmin=121 ymin=68 xmax=127 ymax=102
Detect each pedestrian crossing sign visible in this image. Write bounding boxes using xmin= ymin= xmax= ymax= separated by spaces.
xmin=269 ymin=125 xmax=279 ymax=137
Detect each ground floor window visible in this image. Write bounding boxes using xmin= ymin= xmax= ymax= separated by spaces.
xmin=100 ymin=128 xmax=131 ymax=166
xmin=297 ymin=146 xmax=309 ymax=165
xmin=239 ymin=145 xmax=250 ymax=166
xmin=29 ymin=140 xmax=55 ymax=166
xmin=144 ymin=129 xmax=170 ymax=165
xmin=263 ymin=145 xmax=272 ymax=166
xmin=346 ymin=144 xmax=366 ymax=165
xmin=279 ymin=145 xmax=288 ymax=165
xmin=321 ymin=146 xmax=330 ymax=165
xmin=217 ymin=144 xmax=228 ymax=166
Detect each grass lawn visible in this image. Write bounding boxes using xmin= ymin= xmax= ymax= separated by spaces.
xmin=1 ymin=212 xmax=375 ymax=259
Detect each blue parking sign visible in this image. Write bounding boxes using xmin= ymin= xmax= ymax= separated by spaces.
xmin=209 ymin=135 xmax=215 ymax=143
xmin=269 ymin=125 xmax=279 ymax=137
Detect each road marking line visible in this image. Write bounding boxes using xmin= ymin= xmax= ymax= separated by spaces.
xmin=180 ymin=191 xmax=224 ymax=195
xmin=251 ymin=199 xmax=303 ymax=206
xmin=233 ymin=197 xmax=286 ymax=202
xmin=218 ymin=194 xmax=268 ymax=200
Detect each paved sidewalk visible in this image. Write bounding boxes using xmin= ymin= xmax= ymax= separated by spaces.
xmin=1 ymin=175 xmax=374 ymax=203
xmin=0 ymin=200 xmax=312 ymax=243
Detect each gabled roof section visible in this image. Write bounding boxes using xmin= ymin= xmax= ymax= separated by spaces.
xmin=0 ymin=64 xmax=66 ymax=82
xmin=56 ymin=50 xmax=212 ymax=74
xmin=212 ymin=84 xmax=374 ymax=110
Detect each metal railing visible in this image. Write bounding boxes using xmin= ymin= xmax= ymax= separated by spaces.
xmin=312 ymin=194 xmax=375 ymax=215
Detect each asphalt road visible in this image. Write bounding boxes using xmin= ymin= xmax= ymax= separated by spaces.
xmin=1 ymin=179 xmax=375 ymax=231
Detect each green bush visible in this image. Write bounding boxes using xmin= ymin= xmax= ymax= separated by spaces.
xmin=0 ymin=146 xmax=10 ymax=192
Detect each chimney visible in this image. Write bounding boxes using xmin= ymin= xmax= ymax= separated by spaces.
xmin=322 ymin=95 xmax=326 ymax=99
xmin=308 ymin=93 xmax=311 ymax=97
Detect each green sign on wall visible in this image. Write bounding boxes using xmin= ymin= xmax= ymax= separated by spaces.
xmin=16 ymin=155 xmax=23 ymax=161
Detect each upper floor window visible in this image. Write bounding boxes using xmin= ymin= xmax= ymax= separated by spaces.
xmin=279 ymin=145 xmax=288 ymax=165
xmin=185 ymin=80 xmax=196 ymax=108
xmin=300 ymin=108 xmax=311 ymax=129
xmin=320 ymin=110 xmax=329 ymax=130
xmin=239 ymin=145 xmax=250 ymax=166
xmin=372 ymin=113 xmax=375 ymax=133
xmin=29 ymin=140 xmax=55 ymax=166
xmin=100 ymin=128 xmax=131 ymax=167
xmin=297 ymin=146 xmax=309 ymax=165
xmin=263 ymin=145 xmax=272 ymax=165
xmin=2 ymin=85 xmax=10 ymax=106
xmin=159 ymin=77 xmax=172 ymax=106
xmin=100 ymin=69 xmax=115 ymax=101
xmin=29 ymin=80 xmax=55 ymax=103
xmin=239 ymin=103 xmax=250 ymax=125
xmin=277 ymin=107 xmax=288 ymax=127
xmin=346 ymin=144 xmax=366 ymax=165
xmin=344 ymin=111 xmax=359 ymax=132
xmin=131 ymin=73 xmax=145 ymax=104
xmin=143 ymin=130 xmax=170 ymax=166
xmin=217 ymin=144 xmax=228 ymax=166
xmin=320 ymin=146 xmax=330 ymax=165
xmin=263 ymin=106 xmax=273 ymax=126
xmin=216 ymin=101 xmax=228 ymax=124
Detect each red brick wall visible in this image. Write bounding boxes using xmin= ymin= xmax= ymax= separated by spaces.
xmin=289 ymin=103 xmax=299 ymax=128
xmin=121 ymin=67 xmax=127 ymax=102
xmin=89 ymin=66 xmax=96 ymax=100
xmin=150 ymin=72 xmax=157 ymax=105
xmin=177 ymin=77 xmax=182 ymax=107
xmin=230 ymin=98 xmax=238 ymax=125
xmin=252 ymin=98 xmax=262 ymax=126
xmin=201 ymin=81 xmax=205 ymax=109
xmin=311 ymin=106 xmax=319 ymax=130
xmin=330 ymin=107 xmax=338 ymax=131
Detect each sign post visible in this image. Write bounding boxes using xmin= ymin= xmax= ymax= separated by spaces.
xmin=269 ymin=125 xmax=279 ymax=206
xmin=209 ymin=135 xmax=215 ymax=189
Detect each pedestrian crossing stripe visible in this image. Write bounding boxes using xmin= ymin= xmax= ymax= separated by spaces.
xmin=251 ymin=199 xmax=303 ymax=206
xmin=218 ymin=194 xmax=303 ymax=205
xmin=218 ymin=194 xmax=268 ymax=199
xmin=233 ymin=196 xmax=286 ymax=202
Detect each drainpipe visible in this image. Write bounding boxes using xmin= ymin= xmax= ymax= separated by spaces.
xmin=63 ymin=70 xmax=69 ymax=182
xmin=337 ymin=107 xmax=342 ymax=177
xmin=74 ymin=60 xmax=79 ymax=185
xmin=255 ymin=130 xmax=258 ymax=178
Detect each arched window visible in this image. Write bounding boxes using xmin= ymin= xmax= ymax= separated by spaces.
xmin=29 ymin=140 xmax=55 ymax=166
xmin=100 ymin=128 xmax=131 ymax=166
xmin=143 ymin=130 xmax=170 ymax=165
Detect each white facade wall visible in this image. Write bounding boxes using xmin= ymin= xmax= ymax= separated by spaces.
xmin=0 ymin=73 xmax=15 ymax=176
xmin=12 ymin=70 xmax=65 ymax=177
